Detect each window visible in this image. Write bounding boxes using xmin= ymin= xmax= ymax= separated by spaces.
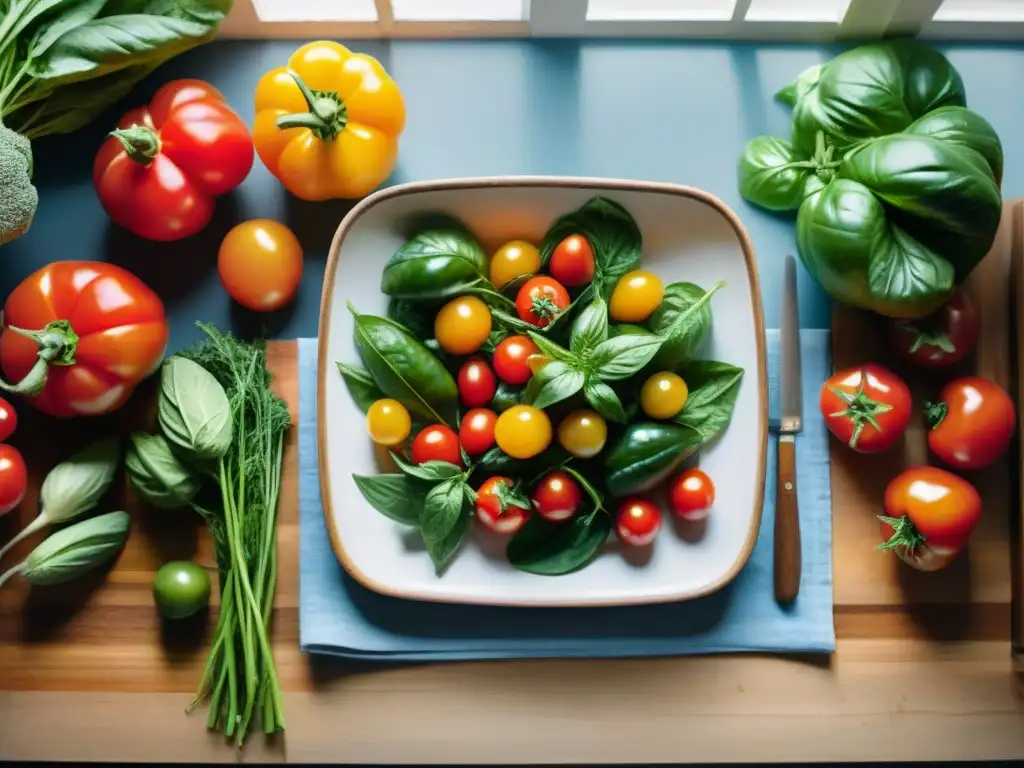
xmin=221 ymin=0 xmax=1024 ymax=39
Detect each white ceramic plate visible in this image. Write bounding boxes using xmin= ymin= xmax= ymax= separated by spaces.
xmin=318 ymin=177 xmax=767 ymax=606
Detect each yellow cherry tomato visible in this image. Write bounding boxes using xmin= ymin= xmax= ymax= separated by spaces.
xmin=527 ymin=353 xmax=551 ymax=374
xmin=218 ymin=219 xmax=303 ymax=312
xmin=434 ymin=296 xmax=492 ymax=355
xmin=366 ymin=398 xmax=411 ymax=446
xmin=489 ymin=240 xmax=540 ymax=289
xmin=609 ymin=270 xmax=664 ymax=323
xmin=495 ymin=405 xmax=552 ymax=459
xmin=640 ymin=372 xmax=689 ymax=420
xmin=557 ymin=409 xmax=608 ymax=459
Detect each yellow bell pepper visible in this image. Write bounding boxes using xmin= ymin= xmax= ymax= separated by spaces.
xmin=253 ymin=41 xmax=406 ymax=202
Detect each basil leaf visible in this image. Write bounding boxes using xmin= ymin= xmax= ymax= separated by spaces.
xmin=527 ymin=331 xmax=576 ymax=364
xmin=158 ymin=356 xmax=232 ymax=461
xmin=350 ymin=304 xmax=459 ymax=426
xmin=39 ymin=437 xmax=121 ymax=524
xmin=336 ymin=362 xmax=385 ymax=413
xmin=353 ymin=474 xmax=429 ymax=526
xmin=526 ymin=361 xmax=585 ymax=410
xmin=23 ymin=511 xmax=130 ymax=586
xmin=381 ymin=225 xmax=488 ymax=299
xmin=540 ymin=198 xmax=641 ymax=293
xmin=674 ymin=361 xmax=745 ymax=443
xmin=647 ymin=281 xmax=723 ymax=370
xmin=589 ymin=334 xmax=664 ymax=381
xmin=387 ymin=297 xmax=436 ymax=340
xmin=738 ymin=136 xmax=813 ymax=212
xmin=420 ymin=477 xmax=470 ymax=572
xmin=570 ymin=295 xmax=609 ymax=354
xmin=481 ymin=327 xmax=509 ymax=354
xmin=507 ymin=511 xmax=611 ymax=575
xmin=583 ymin=378 xmax=627 ymax=424
xmin=560 ymin=466 xmax=605 ymax=511
xmin=126 ymin=432 xmax=200 ymax=510
xmin=476 ymin=445 xmax=570 ymax=476
xmin=390 ymin=452 xmax=463 ymax=482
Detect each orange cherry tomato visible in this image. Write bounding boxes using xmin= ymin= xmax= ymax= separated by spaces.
xmin=548 ymin=234 xmax=595 ymax=287
xmin=0 ymin=262 xmax=168 ymax=417
xmin=878 ymin=466 xmax=981 ymax=571
xmin=926 ymin=376 xmax=1015 ymax=470
xmin=218 ymin=219 xmax=303 ymax=312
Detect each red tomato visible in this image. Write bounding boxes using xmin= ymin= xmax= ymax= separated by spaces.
xmin=531 ymin=470 xmax=582 ymax=522
xmin=819 ymin=364 xmax=911 ymax=453
xmin=410 ymin=425 xmax=462 ymax=467
xmin=457 ymin=357 xmax=497 ymax=407
xmin=890 ymin=287 xmax=978 ymax=368
xmin=459 ymin=408 xmax=497 ymax=456
xmin=218 ymin=220 xmax=303 ymax=311
xmin=878 ymin=466 xmax=981 ymax=571
xmin=0 ymin=262 xmax=168 ymax=417
xmin=0 ymin=444 xmax=27 ymax=517
xmin=475 ymin=476 xmax=531 ymax=534
xmin=615 ymin=498 xmax=661 ymax=547
xmin=492 ymin=336 xmax=539 ymax=385
xmin=93 ymin=79 xmax=254 ymax=241
xmin=926 ymin=377 xmax=1015 ymax=470
xmin=669 ymin=468 xmax=715 ymax=521
xmin=0 ymin=397 xmax=17 ymax=442
xmin=548 ymin=234 xmax=595 ymax=287
xmin=515 ymin=276 xmax=570 ymax=328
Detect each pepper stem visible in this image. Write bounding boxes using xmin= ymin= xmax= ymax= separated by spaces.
xmin=110 ymin=125 xmax=161 ymax=166
xmin=875 ymin=514 xmax=927 ymax=555
xmin=0 ymin=320 xmax=78 ymax=396
xmin=275 ymin=72 xmax=348 ymax=141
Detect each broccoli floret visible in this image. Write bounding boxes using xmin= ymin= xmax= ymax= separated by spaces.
xmin=0 ymin=123 xmax=38 ymax=246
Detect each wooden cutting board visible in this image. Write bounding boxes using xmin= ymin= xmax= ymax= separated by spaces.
xmin=1 ymin=204 xmax=1023 ymax=763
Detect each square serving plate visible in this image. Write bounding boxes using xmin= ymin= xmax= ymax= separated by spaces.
xmin=318 ymin=177 xmax=768 ymax=606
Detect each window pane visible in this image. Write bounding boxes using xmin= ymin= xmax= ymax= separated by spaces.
xmin=744 ymin=0 xmax=851 ymax=22
xmin=933 ymin=0 xmax=1024 ymax=22
xmin=252 ymin=0 xmax=377 ymax=21
xmin=586 ymin=0 xmax=736 ymax=22
xmin=390 ymin=0 xmax=527 ymax=20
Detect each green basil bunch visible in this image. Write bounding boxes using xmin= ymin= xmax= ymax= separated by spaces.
xmin=738 ymin=40 xmax=1003 ymax=319
xmin=126 ymin=432 xmax=202 ymax=510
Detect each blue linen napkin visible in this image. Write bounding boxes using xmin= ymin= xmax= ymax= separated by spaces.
xmin=298 ymin=330 xmax=834 ymax=658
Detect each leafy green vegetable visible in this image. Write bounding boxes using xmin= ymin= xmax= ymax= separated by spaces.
xmin=353 ymin=474 xmax=429 ymax=525
xmin=476 ymin=444 xmax=570 ymax=476
xmin=570 ymin=295 xmax=609 ymax=354
xmin=737 ymin=136 xmax=818 ymax=212
xmin=420 ymin=477 xmax=470 ymax=572
xmin=0 ymin=510 xmax=130 ymax=588
xmin=337 ymin=362 xmax=385 ymax=413
xmin=350 ymin=303 xmax=459 ymax=426
xmin=0 ymin=124 xmax=37 ymax=244
xmin=604 ymin=422 xmax=703 ymax=497
xmin=526 ymin=361 xmax=585 ymax=410
xmin=583 ymin=378 xmax=626 ymax=423
xmin=126 ymin=431 xmax=201 ymax=510
xmin=673 ymin=361 xmax=744 ymax=443
xmin=646 ymin=281 xmax=723 ymax=370
xmin=506 ymin=510 xmax=611 ymax=575
xmin=158 ymin=356 xmax=233 ymax=461
xmin=589 ymin=333 xmax=664 ymax=381
xmin=389 ymin=453 xmax=463 ymax=482
xmin=380 ymin=223 xmax=489 ymax=299
xmin=386 ymin=297 xmax=436 ymax=339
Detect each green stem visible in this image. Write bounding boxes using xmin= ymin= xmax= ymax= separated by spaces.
xmin=0 ymin=513 xmax=47 ymax=563
xmin=224 ymin=622 xmax=239 ymax=736
xmin=205 ymin=660 xmax=229 ymax=729
xmin=0 ymin=57 xmax=30 ymax=109
xmin=274 ymin=71 xmax=348 ymax=140
xmin=0 ymin=560 xmax=25 ymax=588
xmin=875 ymin=513 xmax=927 ymax=555
xmin=110 ymin=125 xmax=161 ymax=166
xmin=0 ymin=321 xmax=78 ymax=396
xmin=190 ymin=569 xmax=234 ymax=709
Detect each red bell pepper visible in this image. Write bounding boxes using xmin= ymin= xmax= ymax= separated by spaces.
xmin=93 ymin=79 xmax=254 ymax=242
xmin=0 ymin=262 xmax=169 ymax=417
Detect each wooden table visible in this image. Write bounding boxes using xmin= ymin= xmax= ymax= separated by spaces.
xmin=2 ymin=206 xmax=1024 ymax=764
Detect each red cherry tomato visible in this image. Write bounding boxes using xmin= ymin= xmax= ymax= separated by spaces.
xmin=475 ymin=476 xmax=531 ymax=534
xmin=548 ymin=234 xmax=596 ymax=287
xmin=890 ymin=287 xmax=978 ymax=368
xmin=515 ymin=276 xmax=570 ymax=328
xmin=926 ymin=377 xmax=1015 ymax=470
xmin=457 ymin=357 xmax=497 ymax=407
xmin=615 ymin=498 xmax=661 ymax=547
xmin=819 ymin=364 xmax=912 ymax=453
xmin=492 ymin=336 xmax=539 ymax=385
xmin=0 ymin=397 xmax=17 ymax=442
xmin=410 ymin=425 xmax=462 ymax=467
xmin=93 ymin=79 xmax=254 ymax=241
xmin=878 ymin=466 xmax=981 ymax=571
xmin=669 ymin=468 xmax=715 ymax=521
xmin=459 ymin=408 xmax=497 ymax=456
xmin=531 ymin=470 xmax=583 ymax=522
xmin=0 ymin=444 xmax=27 ymax=517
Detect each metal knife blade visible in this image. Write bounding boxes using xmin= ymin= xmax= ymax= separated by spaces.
xmin=779 ymin=256 xmax=803 ymax=433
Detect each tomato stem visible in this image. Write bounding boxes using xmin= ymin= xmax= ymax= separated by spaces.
xmin=275 ymin=71 xmax=348 ymax=141
xmin=924 ymin=400 xmax=948 ymax=430
xmin=0 ymin=320 xmax=78 ymax=396
xmin=827 ymin=381 xmax=893 ymax=450
xmin=110 ymin=125 xmax=161 ymax=166
xmin=875 ymin=513 xmax=927 ymax=556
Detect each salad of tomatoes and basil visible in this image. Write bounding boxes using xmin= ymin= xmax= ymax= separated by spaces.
xmin=337 ymin=197 xmax=741 ymax=575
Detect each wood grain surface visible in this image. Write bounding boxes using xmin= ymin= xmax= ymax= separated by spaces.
xmin=2 ymin=205 xmax=1024 ymax=763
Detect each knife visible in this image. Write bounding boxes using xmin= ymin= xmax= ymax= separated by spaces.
xmin=775 ymin=255 xmax=802 ymax=604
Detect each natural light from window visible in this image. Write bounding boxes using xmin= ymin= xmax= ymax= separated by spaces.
xmin=252 ymin=0 xmax=377 ymax=21
xmin=390 ymin=0 xmax=527 ymax=21
xmin=745 ymin=0 xmax=852 ymax=23
xmin=932 ymin=0 xmax=1024 ymax=22
xmin=586 ymin=0 xmax=736 ymax=22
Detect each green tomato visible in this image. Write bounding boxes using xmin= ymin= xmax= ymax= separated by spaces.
xmin=153 ymin=561 xmax=211 ymax=620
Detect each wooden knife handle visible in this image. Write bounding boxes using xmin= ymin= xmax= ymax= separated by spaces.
xmin=774 ymin=435 xmax=801 ymax=604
